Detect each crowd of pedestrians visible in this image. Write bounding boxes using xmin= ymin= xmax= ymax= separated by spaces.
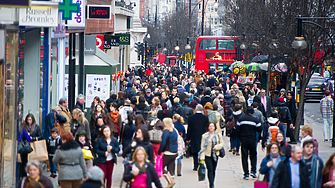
xmin=17 ymin=64 xmax=334 ymax=188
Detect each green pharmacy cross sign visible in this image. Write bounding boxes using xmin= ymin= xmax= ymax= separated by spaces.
xmin=59 ymin=0 xmax=80 ymax=20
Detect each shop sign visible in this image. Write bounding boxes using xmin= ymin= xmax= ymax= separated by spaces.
xmin=19 ymin=6 xmax=58 ymax=27
xmin=96 ymin=35 xmax=104 ymax=51
xmin=65 ymin=0 xmax=85 ymax=28
xmin=103 ymin=35 xmax=119 ymax=49
xmin=85 ymin=35 xmax=96 ymax=54
xmin=52 ymin=12 xmax=66 ymax=38
xmin=88 ymin=5 xmax=111 ymax=19
xmin=115 ymin=33 xmax=130 ymax=45
xmin=0 ymin=0 xmax=30 ymax=8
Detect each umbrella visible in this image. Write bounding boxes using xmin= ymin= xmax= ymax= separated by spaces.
xmin=274 ymin=63 xmax=287 ymax=72
xmin=246 ymin=63 xmax=260 ymax=72
xmin=251 ymin=55 xmax=269 ymax=62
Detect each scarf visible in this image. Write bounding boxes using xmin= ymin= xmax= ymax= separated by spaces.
xmin=28 ymin=176 xmax=40 ymax=182
xmin=79 ymin=140 xmax=86 ymax=145
xmin=24 ymin=123 xmax=36 ymax=135
xmin=268 ymin=153 xmax=281 ymax=186
xmin=198 ymin=131 xmax=218 ymax=162
xmin=134 ymin=162 xmax=147 ymax=175
xmin=110 ymin=111 xmax=119 ymax=124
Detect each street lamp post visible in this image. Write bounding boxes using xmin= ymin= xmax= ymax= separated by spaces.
xmin=292 ymin=15 xmax=335 ymax=146
xmin=201 ymin=0 xmax=205 ymax=35
xmin=240 ymin=33 xmax=246 ymax=63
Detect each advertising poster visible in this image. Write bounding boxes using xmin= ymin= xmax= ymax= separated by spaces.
xmin=85 ymin=74 xmax=110 ymax=108
xmin=205 ymin=52 xmax=236 ymax=61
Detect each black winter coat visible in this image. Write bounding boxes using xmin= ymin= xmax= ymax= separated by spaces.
xmin=186 ymin=113 xmax=209 ymax=154
xmin=123 ymin=138 xmax=154 ymax=164
xmin=23 ymin=125 xmax=43 ymax=141
xmin=120 ymin=123 xmax=136 ymax=149
xmin=200 ymin=96 xmax=212 ymax=106
xmin=157 ymin=110 xmax=173 ymax=121
xmin=79 ymin=180 xmax=102 ymax=188
xmin=271 ymin=158 xmax=310 ymax=188
xmin=123 ymin=162 xmax=163 ymax=188
xmin=133 ymin=103 xmax=151 ymax=120
xmin=176 ymin=105 xmax=193 ymax=125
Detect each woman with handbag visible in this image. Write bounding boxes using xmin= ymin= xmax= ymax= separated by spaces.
xmin=227 ymin=104 xmax=244 ymax=156
xmin=199 ymin=122 xmax=224 ymax=188
xmin=95 ymin=125 xmax=120 ymax=188
xmin=123 ymin=126 xmax=154 ymax=164
xmin=53 ymin=132 xmax=88 ymax=188
xmin=158 ymin=118 xmax=178 ymax=188
xmin=75 ymin=130 xmax=94 ymax=171
xmin=18 ymin=129 xmax=32 ymax=178
xmin=71 ymin=109 xmax=91 ymax=140
xmin=259 ymin=142 xmax=286 ymax=187
xmin=105 ymin=102 xmax=122 ymax=138
xmin=123 ymin=147 xmax=163 ymax=188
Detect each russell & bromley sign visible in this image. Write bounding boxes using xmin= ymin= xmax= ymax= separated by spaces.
xmin=19 ymin=6 xmax=58 ymax=27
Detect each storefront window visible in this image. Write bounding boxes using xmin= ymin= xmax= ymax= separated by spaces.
xmin=2 ymin=30 xmax=19 ymax=187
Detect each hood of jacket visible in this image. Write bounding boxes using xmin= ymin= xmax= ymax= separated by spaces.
xmin=136 ymin=103 xmax=149 ymax=110
xmin=267 ymin=117 xmax=280 ymax=125
xmin=147 ymin=116 xmax=158 ymax=122
xmin=233 ymin=111 xmax=242 ymax=116
xmin=59 ymin=140 xmax=81 ymax=150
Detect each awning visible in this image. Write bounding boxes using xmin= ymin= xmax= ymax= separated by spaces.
xmin=65 ymin=48 xmax=120 ymax=66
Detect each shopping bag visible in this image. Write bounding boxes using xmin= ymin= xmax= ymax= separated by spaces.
xmin=254 ymin=180 xmax=269 ymax=188
xmin=82 ymin=149 xmax=93 ymax=160
xmin=155 ymin=155 xmax=163 ymax=178
xmin=198 ymin=162 xmax=206 ymax=181
xmin=28 ymin=140 xmax=48 ymax=161
xmin=4 ymin=140 xmax=12 ymax=161
xmin=117 ymin=145 xmax=123 ymax=157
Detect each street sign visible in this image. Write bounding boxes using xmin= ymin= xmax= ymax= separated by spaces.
xmin=58 ymin=0 xmax=80 ymax=20
xmin=116 ymin=34 xmax=130 ymax=45
xmin=0 ymin=0 xmax=30 ymax=8
xmin=88 ymin=5 xmax=111 ymax=19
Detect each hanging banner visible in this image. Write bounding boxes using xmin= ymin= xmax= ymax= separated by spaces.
xmin=85 ymin=74 xmax=110 ymax=108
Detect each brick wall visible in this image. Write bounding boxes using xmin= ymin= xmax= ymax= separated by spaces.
xmin=85 ymin=0 xmax=114 ymax=34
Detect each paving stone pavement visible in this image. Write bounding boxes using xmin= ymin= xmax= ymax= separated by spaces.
xmin=44 ymin=114 xmax=335 ymax=188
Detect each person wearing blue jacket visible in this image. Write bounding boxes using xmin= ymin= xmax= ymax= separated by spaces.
xmin=173 ymin=114 xmax=186 ymax=176
xmin=259 ymin=142 xmax=286 ymax=187
xmin=158 ymin=118 xmax=178 ymax=187
xmin=43 ymin=106 xmax=67 ymax=140
xmin=95 ymin=125 xmax=120 ymax=188
xmin=301 ymin=139 xmax=324 ymax=188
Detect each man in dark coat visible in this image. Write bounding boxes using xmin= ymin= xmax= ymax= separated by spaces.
xmin=207 ymin=75 xmax=216 ymax=88
xmin=271 ymin=146 xmax=310 ymax=188
xmin=176 ymin=98 xmax=193 ymax=125
xmin=200 ymin=89 xmax=212 ymax=106
xmin=259 ymin=89 xmax=272 ymax=117
xmin=186 ymin=104 xmax=209 ymax=171
xmin=74 ymin=94 xmax=87 ymax=115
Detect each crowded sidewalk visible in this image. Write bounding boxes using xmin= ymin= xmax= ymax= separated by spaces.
xmin=44 ymin=112 xmax=335 ymax=188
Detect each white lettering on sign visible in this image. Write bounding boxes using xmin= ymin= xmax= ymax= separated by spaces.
xmin=19 ymin=7 xmax=58 ymax=27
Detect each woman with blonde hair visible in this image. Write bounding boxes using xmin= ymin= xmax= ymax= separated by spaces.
xmin=71 ymin=108 xmax=91 ymax=140
xmin=236 ymin=90 xmax=247 ymax=112
xmin=150 ymin=97 xmax=163 ymax=114
xmin=301 ymin=125 xmax=318 ymax=155
xmin=158 ymin=118 xmax=178 ymax=187
xmin=123 ymin=147 xmax=163 ymax=188
xmin=173 ymin=114 xmax=185 ymax=176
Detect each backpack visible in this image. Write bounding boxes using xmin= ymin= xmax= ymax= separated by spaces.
xmin=125 ymin=89 xmax=135 ymax=100
xmin=53 ymin=113 xmax=65 ymax=137
xmin=174 ymin=128 xmax=185 ymax=156
xmin=148 ymin=119 xmax=163 ymax=142
xmin=267 ymin=121 xmax=280 ymax=145
xmin=311 ymin=138 xmax=319 ymax=156
xmin=226 ymin=116 xmax=235 ymax=129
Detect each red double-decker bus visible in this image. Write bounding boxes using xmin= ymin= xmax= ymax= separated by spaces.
xmin=195 ymin=36 xmax=239 ymax=73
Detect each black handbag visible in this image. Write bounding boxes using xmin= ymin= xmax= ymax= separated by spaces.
xmin=18 ymin=140 xmax=33 ymax=154
xmin=219 ymin=147 xmax=225 ymax=158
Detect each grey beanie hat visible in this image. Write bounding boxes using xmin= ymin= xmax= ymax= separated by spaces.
xmin=280 ymin=88 xmax=285 ymax=93
xmin=87 ymin=166 xmax=104 ymax=181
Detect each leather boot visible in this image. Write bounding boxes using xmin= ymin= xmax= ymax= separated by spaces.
xmin=177 ymin=164 xmax=182 ymax=176
xmin=164 ymin=174 xmax=171 ymax=188
xmin=167 ymin=172 xmax=175 ymax=187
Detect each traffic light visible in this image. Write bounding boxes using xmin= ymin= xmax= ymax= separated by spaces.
xmin=135 ymin=42 xmax=143 ymax=61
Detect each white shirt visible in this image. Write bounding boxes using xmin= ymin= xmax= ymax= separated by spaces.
xmin=106 ymin=138 xmax=113 ymax=161
xmin=226 ymin=83 xmax=230 ymax=91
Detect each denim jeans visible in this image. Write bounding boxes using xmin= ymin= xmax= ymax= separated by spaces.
xmin=49 ymin=156 xmax=57 ymax=173
xmin=177 ymin=155 xmax=182 ymax=164
xmin=323 ymin=117 xmax=333 ymax=140
xmin=282 ymin=123 xmax=287 ymax=139
xmin=230 ymin=129 xmax=240 ymax=152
